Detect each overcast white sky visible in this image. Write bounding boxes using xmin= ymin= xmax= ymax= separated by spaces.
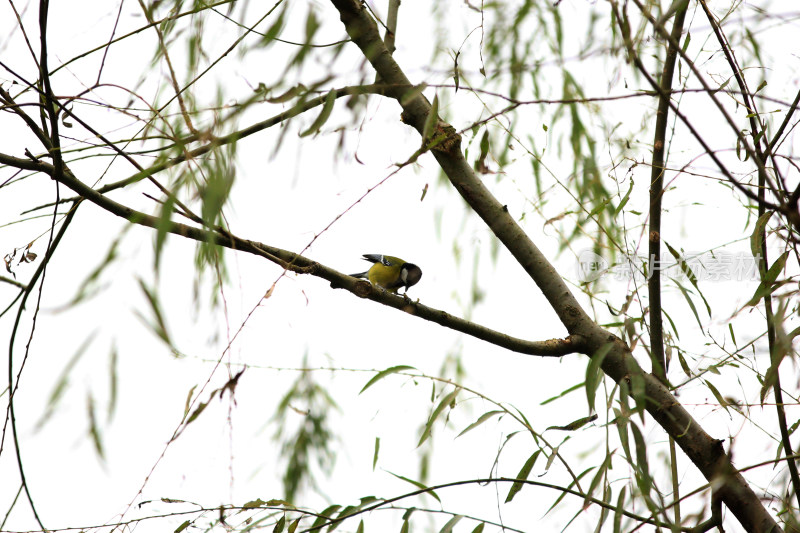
xmin=1 ymin=1 xmax=798 ymax=532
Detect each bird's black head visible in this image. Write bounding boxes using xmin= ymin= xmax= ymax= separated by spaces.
xmin=400 ymin=263 xmax=422 ymax=289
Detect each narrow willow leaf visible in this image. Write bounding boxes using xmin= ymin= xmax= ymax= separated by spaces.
xmin=760 ymin=346 xmax=789 ymax=404
xmin=629 ymin=373 xmax=647 ymax=423
xmin=677 ymin=350 xmax=692 ymax=377
xmin=137 ymin=279 xmax=172 ymax=346
xmin=745 ymin=250 xmax=790 ymax=307
xmin=586 ymin=343 xmax=613 ymax=412
xmin=154 ymin=193 xmax=176 ymax=272
xmin=613 ymin=487 xmax=626 ymax=532
xmin=672 ymin=279 xmax=703 ymax=329
xmin=749 ymin=211 xmax=773 ymax=261
xmin=664 ymin=242 xmax=711 ymax=315
xmin=360 ymin=366 xmax=415 ymax=394
xmin=400 ymin=520 xmax=409 ymax=533
xmin=288 ymin=518 xmax=300 ymax=533
xmin=299 ymin=90 xmax=337 ymax=137
xmin=418 ymin=388 xmax=460 ymax=447
xmin=540 ymin=382 xmax=584 ymax=405
xmin=243 ymin=499 xmax=266 ymax=509
xmin=387 ymin=471 xmax=441 ymax=502
xmin=310 ymin=505 xmax=340 ymax=530
xmin=614 ymin=178 xmax=634 ymax=216
xmin=183 ymin=385 xmax=198 ymax=416
xmin=505 ymin=450 xmax=540 ymax=503
xmin=704 ymin=380 xmax=729 ymax=412
xmin=471 ymin=524 xmax=485 ymax=533
xmin=107 ymin=344 xmax=118 ymax=423
xmin=356 ymin=520 xmax=364 ymax=533
xmin=186 ymin=400 xmax=209 ymax=425
xmin=439 ymin=515 xmax=463 ymax=533
xmin=36 ymin=332 xmax=97 ymax=430
xmin=174 ymin=520 xmax=191 ymax=533
xmin=613 ymin=408 xmax=632 ymax=465
xmin=545 ymin=466 xmax=592 ymax=515
xmin=547 ymin=414 xmax=598 ymax=432
xmin=260 ymin=6 xmax=286 ymax=45
xmin=87 ymin=392 xmax=104 ymax=459
xmin=422 ymin=94 xmax=439 ymax=142
xmin=373 ymin=437 xmax=380 ymax=470
xmin=273 ymin=516 xmax=286 ymax=533
xmin=268 ymin=84 xmax=308 ymax=103
xmin=630 ymin=423 xmax=651 ymax=495
xmin=457 ymin=410 xmax=502 ymax=438
xmin=584 ymin=454 xmax=611 ymax=508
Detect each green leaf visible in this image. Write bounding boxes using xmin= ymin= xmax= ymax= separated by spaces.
xmin=184 ymin=385 xmax=198 ymax=416
xmin=422 ymin=94 xmax=439 ymax=142
xmin=584 ymin=453 xmax=612 ymax=509
xmin=545 ymin=466 xmax=592 ymax=514
xmin=260 ymin=6 xmax=286 ymax=45
xmin=386 ymin=471 xmax=441 ymax=503
xmin=87 ymin=392 xmax=104 ymax=459
xmin=540 ymin=382 xmax=584 ymax=405
xmin=174 ymin=521 xmax=191 ymax=533
xmin=471 ymin=524 xmax=485 ymax=533
xmin=704 ymin=380 xmax=729 ymax=412
xmin=136 ymin=279 xmax=172 ymax=346
xmin=36 ymin=331 xmax=96 ymax=430
xmin=360 ymin=366 xmax=415 ymax=394
xmin=185 ymin=400 xmax=209 ymax=425
xmin=546 ymin=414 xmax=598 ymax=431
xmin=760 ymin=348 xmax=789 ymax=404
xmin=288 ymin=518 xmax=300 ymax=533
xmin=243 ymin=499 xmax=266 ymax=509
xmin=400 ymin=519 xmax=409 ymax=533
xmin=664 ymin=242 xmax=711 ymax=316
xmin=273 ymin=516 xmax=286 ymax=533
xmin=418 ymin=387 xmax=460 ymax=447
xmin=356 ymin=520 xmax=364 ymax=533
xmin=586 ymin=343 xmax=613 ymax=412
xmin=505 ymin=451 xmax=540 ymax=503
xmin=439 ymin=515 xmax=463 ymax=533
xmin=750 ymin=211 xmax=773 ymax=261
xmin=310 ymin=505 xmax=341 ymax=530
xmin=373 ymin=437 xmax=380 ymax=470
xmin=613 ymin=408 xmax=631 ymax=465
xmin=613 ymin=487 xmax=626 ymax=533
xmin=745 ymin=250 xmax=790 ymax=307
xmin=672 ymin=279 xmax=703 ymax=329
xmin=300 ymin=90 xmax=337 ymax=137
xmin=630 ymin=423 xmax=651 ymax=495
xmin=677 ymin=350 xmax=692 ymax=377
xmin=614 ymin=178 xmax=634 ymax=216
xmin=457 ymin=410 xmax=503 ymax=438
xmin=268 ymin=84 xmax=308 ymax=103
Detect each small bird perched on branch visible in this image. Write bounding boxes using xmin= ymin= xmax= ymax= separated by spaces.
xmin=350 ymin=254 xmax=422 ymax=294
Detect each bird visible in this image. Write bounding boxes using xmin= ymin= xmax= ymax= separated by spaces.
xmin=350 ymin=254 xmax=422 ymax=294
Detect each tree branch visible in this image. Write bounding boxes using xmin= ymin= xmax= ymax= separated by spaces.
xmin=327 ymin=0 xmax=783 ymax=530
xmin=0 ymin=151 xmax=577 ymax=358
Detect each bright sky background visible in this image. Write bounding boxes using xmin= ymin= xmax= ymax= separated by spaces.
xmin=1 ymin=1 xmax=798 ymax=532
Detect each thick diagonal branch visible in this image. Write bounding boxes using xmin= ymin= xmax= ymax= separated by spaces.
xmin=327 ymin=1 xmax=782 ymax=531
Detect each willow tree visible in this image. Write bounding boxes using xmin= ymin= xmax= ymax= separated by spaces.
xmin=1 ymin=1 xmax=798 ymax=532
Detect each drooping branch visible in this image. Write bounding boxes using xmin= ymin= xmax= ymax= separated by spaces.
xmin=327 ymin=0 xmax=783 ymax=530
xmin=0 ymin=150 xmax=578 ymax=358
